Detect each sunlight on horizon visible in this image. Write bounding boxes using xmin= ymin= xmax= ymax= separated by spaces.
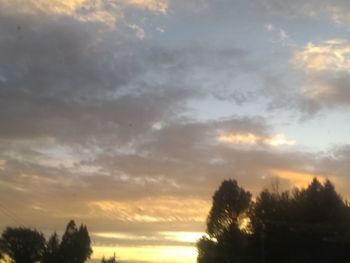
xmin=92 ymin=245 xmax=198 ymax=263
xmin=91 ymin=231 xmax=203 ymax=262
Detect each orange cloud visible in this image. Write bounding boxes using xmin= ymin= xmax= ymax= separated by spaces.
xmin=270 ymin=169 xmax=324 ymax=188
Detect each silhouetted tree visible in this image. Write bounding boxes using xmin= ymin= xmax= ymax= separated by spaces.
xmin=198 ymin=179 xmax=252 ymax=263
xmin=60 ymin=220 xmax=92 ymax=263
xmin=0 ymin=227 xmax=45 ymax=263
xmin=43 ymin=232 xmax=60 ymax=263
xmin=206 ymin=179 xmax=251 ymax=238
xmin=197 ymin=237 xmax=218 ymax=263
xmin=198 ymin=177 xmax=350 ymax=263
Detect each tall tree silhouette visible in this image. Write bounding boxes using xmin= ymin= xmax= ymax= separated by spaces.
xmin=43 ymin=232 xmax=61 ymax=263
xmin=60 ymin=220 xmax=92 ymax=263
xmin=206 ymin=179 xmax=251 ymax=238
xmin=0 ymin=227 xmax=45 ymax=263
xmin=198 ymin=179 xmax=252 ymax=263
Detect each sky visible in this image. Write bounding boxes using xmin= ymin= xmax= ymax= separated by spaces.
xmin=1 ymin=0 xmax=350 ymax=262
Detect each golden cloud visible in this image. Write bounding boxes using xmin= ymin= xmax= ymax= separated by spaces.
xmin=89 ymin=196 xmax=210 ymax=223
xmin=293 ymin=39 xmax=350 ymax=102
xmin=217 ymin=133 xmax=296 ymax=146
xmin=1 ymin=0 xmax=84 ymax=15
xmin=0 ymin=0 xmax=168 ymax=26
xmin=294 ymin=39 xmax=350 ymax=73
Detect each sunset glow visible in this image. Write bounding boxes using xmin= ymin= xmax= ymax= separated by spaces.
xmin=92 ymin=245 xmax=197 ymax=263
xmin=270 ymin=169 xmax=325 ymax=188
xmin=1 ymin=0 xmax=350 ymax=263
xmin=91 ymin=231 xmax=202 ymax=262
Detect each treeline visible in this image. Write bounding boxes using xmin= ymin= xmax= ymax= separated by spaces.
xmin=197 ymin=178 xmax=350 ymax=263
xmin=0 ymin=220 xmax=116 ymax=263
xmin=2 ymin=178 xmax=349 ymax=263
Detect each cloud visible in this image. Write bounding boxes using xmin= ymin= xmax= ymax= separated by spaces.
xmin=0 ymin=4 xmax=203 ymax=146
xmin=124 ymin=0 xmax=168 ymax=13
xmin=218 ymin=133 xmax=296 ymax=146
xmin=294 ymin=39 xmax=350 ymax=107
xmin=0 ymin=0 xmax=168 ymax=28
xmin=295 ymin=39 xmax=350 ymax=72
xmin=264 ymin=23 xmax=291 ymax=46
xmin=318 ymin=2 xmax=350 ymax=26
xmin=0 ymin=0 xmax=116 ymax=26
xmin=89 ymin=196 xmax=210 ymax=223
xmin=128 ymin=24 xmax=146 ymax=39
xmin=257 ymin=0 xmax=350 ymax=26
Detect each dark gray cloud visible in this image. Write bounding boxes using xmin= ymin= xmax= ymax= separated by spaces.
xmin=0 ymin=3 xmax=257 ymax=147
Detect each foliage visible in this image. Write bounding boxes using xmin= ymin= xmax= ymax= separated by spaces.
xmin=206 ymin=179 xmax=251 ymax=238
xmin=198 ymin=178 xmax=350 ymax=263
xmin=197 ymin=236 xmax=218 ymax=263
xmin=0 ymin=227 xmax=45 ymax=263
xmin=43 ymin=232 xmax=60 ymax=263
xmin=0 ymin=220 xmax=92 ymax=263
xmin=60 ymin=220 xmax=93 ymax=263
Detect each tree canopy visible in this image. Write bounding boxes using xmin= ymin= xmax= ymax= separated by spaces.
xmin=206 ymin=179 xmax=251 ymax=238
xmin=0 ymin=220 xmax=92 ymax=263
xmin=60 ymin=220 xmax=92 ymax=263
xmin=198 ymin=178 xmax=350 ymax=263
xmin=43 ymin=232 xmax=60 ymax=263
xmin=0 ymin=227 xmax=45 ymax=263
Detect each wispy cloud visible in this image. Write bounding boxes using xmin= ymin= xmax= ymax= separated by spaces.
xmin=218 ymin=133 xmax=296 ymax=146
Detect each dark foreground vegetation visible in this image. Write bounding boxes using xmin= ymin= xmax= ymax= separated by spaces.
xmin=0 ymin=220 xmax=116 ymax=263
xmin=197 ymin=178 xmax=350 ymax=263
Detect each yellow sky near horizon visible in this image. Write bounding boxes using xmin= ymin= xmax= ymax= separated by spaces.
xmin=89 ymin=231 xmax=202 ymax=262
xmin=91 ymin=244 xmax=198 ymax=263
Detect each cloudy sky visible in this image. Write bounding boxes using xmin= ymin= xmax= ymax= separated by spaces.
xmin=1 ymin=0 xmax=350 ymax=262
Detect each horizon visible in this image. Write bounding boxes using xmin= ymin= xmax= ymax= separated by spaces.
xmin=1 ymin=177 xmax=340 ymax=263
xmin=1 ymin=0 xmax=350 ymax=262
